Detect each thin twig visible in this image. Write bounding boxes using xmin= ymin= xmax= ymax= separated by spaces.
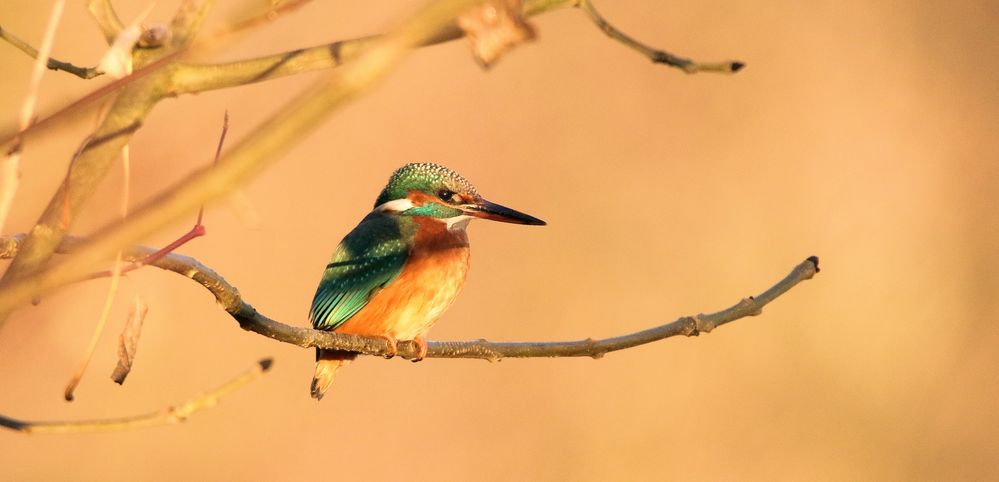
xmin=200 ymin=110 xmax=229 ymax=225
xmin=0 ymin=358 xmax=272 ymax=434
xmin=578 ymin=0 xmax=744 ymax=74
xmin=0 ymin=23 xmax=101 ymax=79
xmin=0 ymin=234 xmax=819 ymax=360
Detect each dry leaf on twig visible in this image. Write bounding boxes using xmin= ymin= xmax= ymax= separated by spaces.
xmin=111 ymin=296 xmax=149 ymax=384
xmin=457 ymin=0 xmax=536 ymax=68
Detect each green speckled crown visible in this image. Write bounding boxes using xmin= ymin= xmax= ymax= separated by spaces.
xmin=374 ymin=163 xmax=479 ymax=207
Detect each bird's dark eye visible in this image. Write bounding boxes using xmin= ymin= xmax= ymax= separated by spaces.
xmin=437 ymin=189 xmax=455 ymax=203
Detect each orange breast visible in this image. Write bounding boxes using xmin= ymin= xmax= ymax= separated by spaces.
xmin=334 ymin=218 xmax=470 ymax=341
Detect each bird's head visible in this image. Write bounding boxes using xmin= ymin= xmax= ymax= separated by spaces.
xmin=374 ymin=163 xmax=546 ymax=228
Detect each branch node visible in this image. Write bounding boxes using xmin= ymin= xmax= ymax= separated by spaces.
xmin=584 ymin=337 xmax=605 ymax=359
xmin=741 ymin=297 xmax=763 ymax=316
xmin=138 ymin=23 xmax=172 ymax=48
xmin=685 ymin=316 xmax=702 ymax=336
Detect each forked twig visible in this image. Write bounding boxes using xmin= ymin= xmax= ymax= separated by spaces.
xmin=86 ymin=111 xmax=227 ymax=280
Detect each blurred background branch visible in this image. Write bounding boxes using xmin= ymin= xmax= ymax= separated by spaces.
xmin=0 ymin=0 xmax=742 ymax=326
xmin=1 ymin=0 xmax=993 ymax=476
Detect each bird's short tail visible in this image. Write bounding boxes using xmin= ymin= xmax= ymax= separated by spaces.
xmin=311 ymin=348 xmax=357 ymax=401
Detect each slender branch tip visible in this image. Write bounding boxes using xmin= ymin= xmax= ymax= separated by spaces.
xmin=806 ymin=255 xmax=820 ymax=272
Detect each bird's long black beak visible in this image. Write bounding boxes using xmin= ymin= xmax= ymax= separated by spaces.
xmin=464 ymin=199 xmax=546 ymax=225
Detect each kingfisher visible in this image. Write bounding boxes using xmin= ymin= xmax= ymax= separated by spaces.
xmin=309 ymin=163 xmax=545 ymax=400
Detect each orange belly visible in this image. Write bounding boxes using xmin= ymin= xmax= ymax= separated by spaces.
xmin=335 ymin=220 xmax=469 ymax=341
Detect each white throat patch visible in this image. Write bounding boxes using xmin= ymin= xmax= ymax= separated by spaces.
xmin=444 ymin=215 xmax=472 ymax=231
xmin=375 ymin=198 xmax=415 ymax=213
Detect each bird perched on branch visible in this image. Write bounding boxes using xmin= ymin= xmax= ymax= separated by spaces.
xmin=309 ymin=163 xmax=545 ymax=400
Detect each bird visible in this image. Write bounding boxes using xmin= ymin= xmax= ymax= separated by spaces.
xmin=309 ymin=163 xmax=545 ymax=400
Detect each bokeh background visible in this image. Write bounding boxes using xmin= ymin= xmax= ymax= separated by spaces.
xmin=1 ymin=0 xmax=997 ymax=480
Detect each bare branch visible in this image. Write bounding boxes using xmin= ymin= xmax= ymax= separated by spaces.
xmin=170 ymin=0 xmax=743 ymax=95
xmin=578 ymin=0 xmax=744 ymax=74
xmin=0 ymin=24 xmax=102 ymax=79
xmin=0 ymin=234 xmax=819 ymax=361
xmin=169 ymin=0 xmax=576 ymax=94
xmin=0 ymin=358 xmax=272 ymax=434
xmin=170 ymin=36 xmax=380 ymax=94
xmin=238 ymin=257 xmax=819 ymax=361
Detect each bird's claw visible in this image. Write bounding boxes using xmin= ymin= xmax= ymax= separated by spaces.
xmin=380 ymin=335 xmax=399 ymax=359
xmin=411 ymin=336 xmax=428 ymax=363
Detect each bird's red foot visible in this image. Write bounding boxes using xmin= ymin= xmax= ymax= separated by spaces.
xmin=411 ymin=336 xmax=428 ymax=362
xmin=379 ymin=335 xmax=399 ymax=359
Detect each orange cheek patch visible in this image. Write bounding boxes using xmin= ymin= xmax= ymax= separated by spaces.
xmin=406 ymin=190 xmax=440 ymax=206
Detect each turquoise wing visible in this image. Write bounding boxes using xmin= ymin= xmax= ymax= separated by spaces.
xmin=310 ymin=212 xmax=411 ymax=331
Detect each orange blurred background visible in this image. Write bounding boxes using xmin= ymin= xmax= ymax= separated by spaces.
xmin=1 ymin=0 xmax=997 ymax=480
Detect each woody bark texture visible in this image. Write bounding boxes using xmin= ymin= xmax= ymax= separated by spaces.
xmin=0 ymin=235 xmax=817 ymax=361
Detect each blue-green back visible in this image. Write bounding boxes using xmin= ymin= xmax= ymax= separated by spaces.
xmin=310 ymin=212 xmax=414 ymax=331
